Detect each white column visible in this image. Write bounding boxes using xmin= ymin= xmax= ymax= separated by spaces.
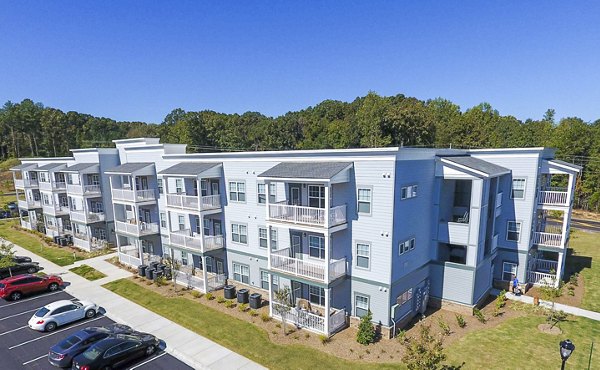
xmin=324 ymin=287 xmax=331 ymax=336
xmin=324 ymin=185 xmax=330 ymax=228
xmin=197 ymin=178 xmax=202 ymax=210
xmin=267 ymin=225 xmax=272 ymax=270
xmin=132 ymin=175 xmax=138 ymax=201
xmin=555 ymin=251 xmax=565 ymax=288
xmin=560 ymin=210 xmax=570 ymax=250
xmin=268 ymin=273 xmax=274 ymax=317
xmin=324 ymin=233 xmax=330 ymax=283
xmin=566 ymin=173 xmax=575 ymax=206
xmin=201 ymin=255 xmax=209 ymax=293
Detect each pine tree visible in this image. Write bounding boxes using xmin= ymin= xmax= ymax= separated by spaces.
xmin=356 ymin=310 xmax=375 ymax=345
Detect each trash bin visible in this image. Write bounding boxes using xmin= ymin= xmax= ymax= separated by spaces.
xmin=138 ymin=265 xmax=147 ymax=277
xmin=149 ymin=261 xmax=160 ymax=270
xmin=157 ymin=264 xmax=166 ymax=272
xmin=224 ymin=285 xmax=236 ymax=299
xmin=53 ymin=236 xmax=60 ymax=244
xmin=145 ymin=267 xmax=155 ymax=280
xmin=59 ymin=238 xmax=68 ymax=246
xmin=163 ymin=267 xmax=172 ymax=279
xmin=237 ymin=289 xmax=249 ymax=304
xmin=152 ymin=270 xmax=163 ymax=280
xmin=249 ymin=293 xmax=262 ymax=309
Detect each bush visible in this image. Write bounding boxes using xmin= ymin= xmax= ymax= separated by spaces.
xmin=249 ymin=310 xmax=259 ymax=317
xmin=547 ymin=310 xmax=567 ymax=329
xmin=568 ymin=290 xmax=575 ymax=296
xmin=569 ymin=273 xmax=579 ymax=286
xmin=205 ymin=292 xmax=214 ymax=300
xmin=319 ymin=335 xmax=331 ymax=345
xmin=402 ymin=324 xmax=447 ymax=370
xmin=356 ymin=310 xmax=375 ymax=345
xmin=261 ymin=313 xmax=271 ymax=322
xmin=496 ymin=290 xmax=507 ymax=309
xmin=154 ymin=276 xmax=167 ymax=287
xmin=455 ymin=314 xmax=466 ymax=328
xmin=217 ymin=296 xmax=226 ymax=304
xmin=396 ymin=329 xmax=407 ymax=343
xmin=145 ymin=280 xmax=153 ymax=285
xmin=238 ymin=303 xmax=248 ymax=312
xmin=437 ymin=318 xmax=451 ymax=336
xmin=224 ymin=300 xmax=235 ymax=308
xmin=540 ymin=284 xmax=563 ymax=300
xmin=191 ymin=290 xmax=203 ymax=298
xmin=473 ymin=308 xmax=486 ymax=323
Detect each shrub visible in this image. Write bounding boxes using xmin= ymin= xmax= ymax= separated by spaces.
xmin=568 ymin=290 xmax=575 ymax=296
xmin=496 ymin=290 xmax=507 ymax=309
xmin=305 ymin=332 xmax=310 ymax=339
xmin=275 ymin=323 xmax=281 ymax=328
xmin=455 ymin=314 xmax=466 ymax=328
xmin=356 ymin=310 xmax=375 ymax=345
xmin=473 ymin=308 xmax=486 ymax=323
xmin=238 ymin=303 xmax=248 ymax=312
xmin=547 ymin=310 xmax=567 ymax=329
xmin=437 ymin=318 xmax=451 ymax=336
xmin=249 ymin=310 xmax=259 ymax=317
xmin=191 ymin=290 xmax=203 ymax=298
xmin=217 ymin=296 xmax=226 ymax=304
xmin=569 ymin=273 xmax=579 ymax=286
xmin=224 ymin=299 xmax=235 ymax=308
xmin=396 ymin=329 xmax=407 ymax=343
xmin=540 ymin=284 xmax=563 ymax=300
xmin=154 ymin=276 xmax=167 ymax=287
xmin=492 ymin=308 xmax=501 ymax=317
xmin=145 ymin=280 xmax=153 ymax=285
xmin=319 ymin=335 xmax=331 ymax=345
xmin=402 ymin=324 xmax=446 ymax=370
xmin=261 ymin=313 xmax=271 ymax=322
xmin=205 ymin=292 xmax=214 ymax=300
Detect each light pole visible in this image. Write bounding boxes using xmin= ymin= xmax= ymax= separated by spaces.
xmin=560 ymin=339 xmax=575 ymax=370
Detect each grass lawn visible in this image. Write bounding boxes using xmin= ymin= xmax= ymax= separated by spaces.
xmin=0 ymin=219 xmax=103 ymax=266
xmin=567 ymin=230 xmax=600 ymax=312
xmin=0 ymin=194 xmax=16 ymax=209
xmin=69 ymin=264 xmax=107 ymax=281
xmin=103 ymin=279 xmax=402 ymax=370
xmin=446 ymin=313 xmax=599 ymax=369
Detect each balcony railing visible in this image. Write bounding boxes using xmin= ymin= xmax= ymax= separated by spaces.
xmin=20 ymin=220 xmax=32 ymax=229
xmin=528 ymin=271 xmax=556 ymax=286
xmin=71 ymin=210 xmax=106 ymax=224
xmin=166 ymin=193 xmax=222 ymax=211
xmin=538 ymin=188 xmax=569 ymax=206
xmin=66 ymin=183 xmax=102 ymax=196
xmin=169 ymin=229 xmax=224 ymax=252
xmin=268 ymin=203 xmax=347 ymax=228
xmin=111 ymin=188 xmax=156 ymax=203
xmin=119 ymin=247 xmax=142 ymax=267
xmin=115 ymin=220 xmax=160 ymax=236
xmin=271 ymin=303 xmax=346 ymax=335
xmin=201 ymin=194 xmax=221 ymax=210
xmin=532 ymin=231 xmax=563 ymax=248
xmin=18 ymin=199 xmax=41 ymax=209
xmin=42 ymin=204 xmax=69 ymax=215
xmin=15 ymin=178 xmax=38 ymax=188
xmin=270 ymin=248 xmax=346 ymax=283
xmin=534 ymin=258 xmax=558 ymax=272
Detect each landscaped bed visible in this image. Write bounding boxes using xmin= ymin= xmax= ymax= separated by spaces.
xmin=0 ymin=219 xmax=112 ymax=266
xmin=69 ymin=264 xmax=107 ymax=281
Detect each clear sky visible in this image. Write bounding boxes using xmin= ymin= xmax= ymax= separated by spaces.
xmin=1 ymin=1 xmax=599 ymax=123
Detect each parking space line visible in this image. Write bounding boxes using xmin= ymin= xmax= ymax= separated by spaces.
xmin=0 ymin=291 xmax=65 ymax=309
xmin=22 ymin=353 xmax=47 ymax=365
xmin=0 ymin=325 xmax=28 ymax=336
xmin=127 ymin=352 xmax=166 ymax=369
xmin=0 ymin=308 xmax=38 ymax=321
xmin=9 ymin=316 xmax=103 ymax=349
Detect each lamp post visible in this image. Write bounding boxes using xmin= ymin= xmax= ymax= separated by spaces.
xmin=559 ymin=339 xmax=575 ymax=370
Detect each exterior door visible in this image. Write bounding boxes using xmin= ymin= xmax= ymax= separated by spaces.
xmin=214 ymin=221 xmax=222 ymax=235
xmin=291 ymin=281 xmax=302 ymax=305
xmin=291 ymin=187 xmax=300 ymax=205
xmin=216 ymin=259 xmax=224 ymax=274
xmin=212 ymin=182 xmax=219 ymax=195
xmin=292 ymin=234 xmax=302 ymax=259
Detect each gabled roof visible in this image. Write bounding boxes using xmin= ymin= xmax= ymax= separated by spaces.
xmin=36 ymin=163 xmax=66 ymax=172
xmin=440 ymin=156 xmax=510 ymax=177
xmin=104 ymin=163 xmax=154 ymax=175
xmin=63 ymin=163 xmax=99 ymax=173
xmin=9 ymin=163 xmax=36 ymax=171
xmin=258 ymin=162 xmax=353 ymax=180
xmin=548 ymin=159 xmax=583 ymax=172
xmin=158 ymin=162 xmax=221 ymax=177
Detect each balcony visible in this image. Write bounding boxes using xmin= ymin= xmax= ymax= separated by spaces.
xmin=532 ymin=231 xmax=564 ymax=248
xmin=66 ymin=184 xmax=102 ymax=196
xmin=267 ymin=203 xmax=347 ymax=228
xmin=39 ymin=181 xmax=67 ymax=192
xmin=111 ymin=188 xmax=156 ymax=203
xmin=538 ymin=187 xmax=569 ymax=207
xmin=271 ymin=303 xmax=346 ymax=335
xmin=168 ymin=229 xmax=224 ymax=253
xmin=118 ymin=246 xmax=142 ymax=267
xmin=42 ymin=204 xmax=69 ymax=216
xmin=15 ymin=178 xmax=38 ymax=188
xmin=270 ymin=248 xmax=346 ymax=283
xmin=18 ymin=199 xmax=41 ymax=209
xmin=438 ymin=221 xmax=470 ymax=246
xmin=20 ymin=220 xmax=32 ymax=229
xmin=114 ymin=220 xmax=160 ymax=237
xmin=70 ymin=210 xmax=106 ymax=224
xmin=166 ymin=194 xmax=222 ymax=212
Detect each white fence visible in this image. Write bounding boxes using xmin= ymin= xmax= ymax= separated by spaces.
xmin=170 ymin=230 xmax=202 ymax=250
xmin=203 ymin=235 xmax=224 ymax=251
xmin=538 ymin=189 xmax=568 ymax=206
xmin=268 ymin=203 xmax=346 ymax=227
xmin=270 ymin=248 xmax=346 ymax=282
xmin=532 ymin=232 xmax=563 ymax=248
xmin=119 ymin=251 xmax=142 ymax=267
xmin=528 ymin=271 xmax=556 ymax=286
xmin=272 ymin=303 xmax=346 ymax=335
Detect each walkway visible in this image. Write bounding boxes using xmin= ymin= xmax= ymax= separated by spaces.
xmin=506 ymin=291 xmax=600 ymax=321
xmin=3 ymin=239 xmax=265 ymax=370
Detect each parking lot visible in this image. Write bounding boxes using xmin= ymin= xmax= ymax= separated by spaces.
xmin=0 ymin=289 xmax=194 ymax=369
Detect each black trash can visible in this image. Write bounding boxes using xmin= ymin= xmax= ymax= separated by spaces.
xmin=149 ymin=261 xmax=160 ymax=270
xmin=138 ymin=265 xmax=147 ymax=277
xmin=224 ymin=285 xmax=236 ymax=299
xmin=152 ymin=270 xmax=163 ymax=280
xmin=157 ymin=264 xmax=166 ymax=272
xmin=163 ymin=267 xmax=172 ymax=279
xmin=145 ymin=267 xmax=155 ymax=279
xmin=53 ymin=236 xmax=60 ymax=244
xmin=249 ymin=293 xmax=262 ymax=309
xmin=59 ymin=238 xmax=68 ymax=246
xmin=237 ymin=289 xmax=249 ymax=304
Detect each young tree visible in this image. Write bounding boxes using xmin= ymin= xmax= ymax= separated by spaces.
xmin=0 ymin=242 xmax=17 ymax=277
xmin=356 ymin=310 xmax=376 ymax=345
xmin=402 ymin=323 xmax=447 ymax=370
xmin=163 ymin=255 xmax=181 ymax=290
xmin=273 ymin=286 xmax=292 ymax=335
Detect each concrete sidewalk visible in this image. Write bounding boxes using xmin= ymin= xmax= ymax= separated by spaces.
xmin=506 ymin=291 xmax=600 ymax=321
xmin=3 ymin=240 xmax=265 ymax=370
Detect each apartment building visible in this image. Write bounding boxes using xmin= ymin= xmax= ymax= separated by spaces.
xmin=11 ymin=138 xmax=581 ymax=337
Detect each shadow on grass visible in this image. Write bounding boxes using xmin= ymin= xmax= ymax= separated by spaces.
xmin=564 ymin=247 xmax=592 ymax=278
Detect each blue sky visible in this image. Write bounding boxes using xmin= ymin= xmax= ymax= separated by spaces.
xmin=1 ymin=1 xmax=599 ymax=123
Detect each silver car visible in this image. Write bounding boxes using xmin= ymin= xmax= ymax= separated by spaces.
xmin=28 ymin=299 xmax=99 ymax=332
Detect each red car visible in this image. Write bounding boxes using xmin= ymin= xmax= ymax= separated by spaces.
xmin=0 ymin=274 xmax=63 ymax=301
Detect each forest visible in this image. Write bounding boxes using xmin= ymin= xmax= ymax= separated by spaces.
xmin=1 ymin=93 xmax=599 ymax=209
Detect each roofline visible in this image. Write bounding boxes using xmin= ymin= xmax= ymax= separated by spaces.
xmin=112 ymin=137 xmax=159 ymax=143
xmin=468 ymin=147 xmax=548 ymax=153
xmin=163 ymin=147 xmax=400 ymax=160
xmin=70 ymin=148 xmax=118 ymax=153
xmin=439 ymin=157 xmax=511 ymax=178
xmin=18 ymin=157 xmax=73 ymax=162
xmin=548 ymin=159 xmax=583 ymax=173
xmin=123 ymin=144 xmax=187 ymax=151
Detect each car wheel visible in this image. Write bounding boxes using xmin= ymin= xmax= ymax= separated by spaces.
xmin=48 ymin=283 xmax=59 ymax=292
xmin=85 ymin=309 xmax=96 ymax=318
xmin=27 ymin=267 xmax=37 ymax=274
xmin=10 ymin=291 xmax=22 ymax=301
xmin=45 ymin=322 xmax=57 ymax=332
xmin=102 ymin=366 xmax=112 ymax=370
xmin=145 ymin=345 xmax=156 ymax=356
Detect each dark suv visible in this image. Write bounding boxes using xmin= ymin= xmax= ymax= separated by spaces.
xmin=0 ymin=274 xmax=63 ymax=300
xmin=0 ymin=261 xmax=41 ymax=279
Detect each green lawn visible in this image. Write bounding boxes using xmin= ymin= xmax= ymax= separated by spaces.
xmin=0 ymin=219 xmax=88 ymax=266
xmin=69 ymin=264 xmax=107 ymax=281
xmin=446 ymin=314 xmax=599 ymax=369
xmin=0 ymin=194 xmax=16 ymax=209
xmin=567 ymin=230 xmax=600 ymax=312
xmin=103 ymin=279 xmax=401 ymax=370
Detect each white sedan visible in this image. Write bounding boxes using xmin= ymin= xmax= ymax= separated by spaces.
xmin=28 ymin=299 xmax=98 ymax=332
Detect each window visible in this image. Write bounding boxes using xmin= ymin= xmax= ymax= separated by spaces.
xmin=507 ymin=221 xmax=521 ymax=242
xmin=355 ymin=294 xmax=369 ymax=317
xmin=42 ymin=193 xmax=50 ymax=205
xmin=260 ymin=271 xmax=269 ymax=290
xmin=232 ymin=223 xmax=248 ymax=244
xmin=308 ymin=185 xmax=325 ymax=208
xmin=309 ymin=285 xmax=325 ymax=306
xmin=159 ymin=213 xmax=167 ymax=229
xmin=357 ymin=188 xmax=372 ymax=214
xmin=257 ymin=183 xmax=266 ymax=204
xmin=88 ymin=174 xmax=100 ymax=186
xmin=399 ymin=238 xmax=416 ymax=255
xmin=309 ymin=235 xmax=325 ymax=259
xmin=180 ymin=250 xmax=189 ymax=265
xmin=503 ymin=262 xmax=517 ymax=281
xmin=356 ymin=243 xmax=370 ymax=269
xmin=157 ymin=179 xmax=163 ymax=194
xmin=269 ymin=183 xmax=276 ymax=203
xmin=200 ymin=180 xmax=208 ymax=196
xmin=511 ymin=178 xmax=526 ymax=199
xmin=396 ymin=288 xmax=413 ymax=306
xmin=175 ymin=179 xmax=183 ymax=194
xmin=401 ymin=185 xmax=418 ymax=200
xmin=258 ymin=227 xmax=268 ymax=248
xmin=203 ymin=219 xmax=210 ymax=236
xmin=39 ymin=172 xmax=48 ymax=182
xmin=229 ymin=181 xmax=246 ymax=202
xmin=233 ymin=263 xmax=249 ymax=284
xmin=272 ymin=275 xmax=279 ymax=291
xmin=178 ymin=215 xmax=185 ymax=231
xmin=270 ymin=229 xmax=278 ymax=250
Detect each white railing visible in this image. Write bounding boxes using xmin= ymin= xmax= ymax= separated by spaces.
xmin=268 ymin=204 xmax=347 ymax=227
xmin=66 ymin=183 xmax=83 ymax=194
xmin=538 ymin=190 xmax=568 ymax=206
xmin=83 ymin=185 xmax=101 ymax=194
xmin=112 ymin=188 xmax=156 ymax=202
xmin=203 ymin=235 xmax=224 ymax=251
xmin=272 ymin=302 xmax=325 ymax=333
xmin=207 ymin=273 xmax=226 ymax=291
xmin=42 ymin=204 xmax=65 ymax=215
xmin=73 ymin=210 xmax=105 ymax=224
xmin=166 ymin=193 xmax=199 ymax=210
xmin=528 ymin=271 xmax=556 ymax=286
xmin=20 ymin=220 xmax=32 ymax=229
xmin=39 ymin=181 xmax=52 ymax=191
xmin=119 ymin=250 xmax=142 ymax=267
xmin=201 ymin=194 xmax=221 ymax=210
xmin=14 ymin=179 xmax=24 ymax=188
xmin=329 ymin=309 xmax=347 ymax=333
xmin=536 ymin=258 xmax=558 ymax=272
xmin=54 ymin=181 xmax=66 ymax=190
xmin=170 ymin=229 xmax=202 ymax=250
xmin=67 ymin=184 xmax=101 ymax=195
xmin=115 ymin=220 xmax=159 ymax=236
xmin=70 ymin=210 xmax=87 ymax=223
xmin=18 ymin=199 xmax=41 ymax=209
xmin=532 ymin=231 xmax=563 ymax=248
xmin=270 ymin=248 xmax=346 ymax=282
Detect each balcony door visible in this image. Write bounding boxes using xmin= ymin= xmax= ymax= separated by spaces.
xmin=290 ymin=185 xmax=301 ymax=206
xmin=214 ymin=221 xmax=222 ymax=236
xmin=211 ymin=181 xmax=219 ymax=195
xmin=292 ymin=234 xmax=302 ymax=260
xmin=136 ymin=176 xmax=148 ymax=190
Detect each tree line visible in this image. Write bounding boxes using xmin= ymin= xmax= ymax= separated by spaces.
xmin=1 ymin=93 xmax=599 ymax=208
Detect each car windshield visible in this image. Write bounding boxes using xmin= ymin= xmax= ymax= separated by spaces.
xmin=82 ymin=346 xmax=102 ymax=361
xmin=57 ymin=335 xmax=81 ymax=350
xmin=35 ymin=307 xmax=50 ymax=317
xmin=74 ymin=301 xmax=83 ymax=307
